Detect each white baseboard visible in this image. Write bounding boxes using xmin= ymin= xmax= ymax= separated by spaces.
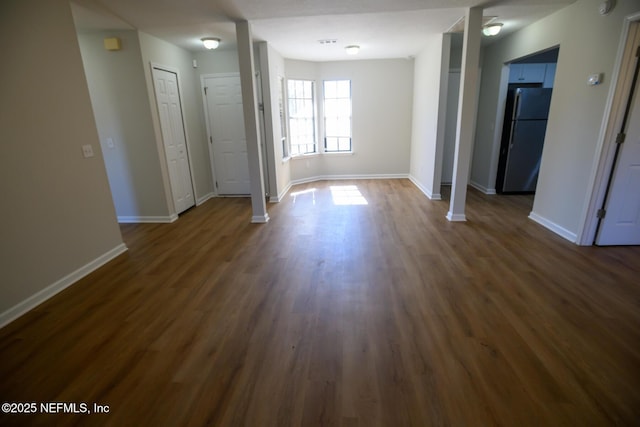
xmin=408 ymin=175 xmax=441 ymax=200
xmin=446 ymin=212 xmax=467 ymax=222
xmin=118 ymin=215 xmax=177 ymax=223
xmin=0 ymin=243 xmax=128 ymax=329
xmin=196 ymin=192 xmax=215 ymax=206
xmin=251 ymin=213 xmax=270 ymax=223
xmin=290 ymin=173 xmax=408 ymax=186
xmin=270 ymin=182 xmax=292 ymax=203
xmin=469 ymin=180 xmax=497 ymax=195
xmin=528 ymin=212 xmax=577 ymax=243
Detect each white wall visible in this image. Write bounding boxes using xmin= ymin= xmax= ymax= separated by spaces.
xmin=472 ymin=0 xmax=640 ymax=240
xmin=193 ymin=49 xmax=240 ymax=75
xmin=78 ymin=30 xmax=169 ymax=219
xmin=0 ymin=0 xmax=124 ymax=320
xmin=258 ymin=43 xmax=290 ymax=200
xmin=285 ymin=58 xmax=414 ymax=182
xmin=409 ymin=34 xmax=449 ymax=199
xmin=138 ymin=32 xmax=213 ymax=207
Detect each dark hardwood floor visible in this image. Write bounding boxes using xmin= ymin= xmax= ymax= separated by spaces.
xmin=1 ymin=179 xmax=639 ymax=426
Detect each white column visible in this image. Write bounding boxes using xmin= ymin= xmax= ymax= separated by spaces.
xmin=447 ymin=6 xmax=483 ymax=222
xmin=236 ymin=20 xmax=269 ymax=223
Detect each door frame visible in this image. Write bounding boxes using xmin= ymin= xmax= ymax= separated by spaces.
xmin=150 ymin=62 xmax=197 ymax=215
xmin=578 ymin=12 xmax=640 ymax=245
xmin=200 ymin=72 xmax=244 ymax=197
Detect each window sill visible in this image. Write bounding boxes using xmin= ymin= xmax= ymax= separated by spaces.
xmin=289 ymin=152 xmax=354 ymax=160
xmin=290 ymin=153 xmax=320 ymax=160
xmin=323 ymin=151 xmax=354 ymax=157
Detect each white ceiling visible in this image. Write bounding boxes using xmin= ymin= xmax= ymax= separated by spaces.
xmin=71 ymin=0 xmax=575 ymax=61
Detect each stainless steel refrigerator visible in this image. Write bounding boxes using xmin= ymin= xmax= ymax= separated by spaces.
xmin=496 ymin=87 xmax=553 ymax=193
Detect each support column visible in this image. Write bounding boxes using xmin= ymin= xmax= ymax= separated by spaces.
xmin=236 ymin=20 xmax=269 ymax=223
xmin=447 ymin=7 xmax=482 ymax=222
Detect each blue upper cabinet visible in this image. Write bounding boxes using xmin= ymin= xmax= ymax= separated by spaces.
xmin=509 ymin=63 xmax=546 ymax=84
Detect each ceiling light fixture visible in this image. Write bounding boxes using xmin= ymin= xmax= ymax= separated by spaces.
xmin=345 ymin=45 xmax=360 ymax=55
xmin=201 ymin=37 xmax=221 ymax=49
xmin=482 ymin=23 xmax=503 ymax=36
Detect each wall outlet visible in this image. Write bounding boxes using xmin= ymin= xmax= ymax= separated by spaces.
xmin=106 ymin=138 xmax=115 ymax=149
xmin=82 ymin=144 xmax=94 ymax=158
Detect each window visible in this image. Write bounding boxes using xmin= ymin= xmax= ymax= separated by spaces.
xmin=323 ymin=80 xmax=352 ymax=152
xmin=287 ymin=79 xmax=316 ymax=155
xmin=279 ymin=77 xmax=288 ymax=159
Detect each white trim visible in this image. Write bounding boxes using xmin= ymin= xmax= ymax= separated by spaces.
xmin=469 ymin=180 xmax=497 ymax=195
xmin=578 ymin=12 xmax=640 ymax=245
xmin=529 ymin=212 xmax=577 ymax=243
xmin=202 ymin=72 xmax=241 ymax=79
xmin=270 ymin=181 xmax=292 ymax=203
xmin=291 ymin=173 xmax=408 ymax=186
xmin=0 ymin=244 xmax=128 ymax=329
xmin=251 ymin=214 xmax=270 ymax=223
xmin=321 ymin=151 xmax=355 ymax=157
xmin=446 ymin=212 xmax=467 ymax=222
xmin=408 ymin=175 xmax=442 ymax=200
xmin=117 ymin=215 xmax=178 ymax=223
xmin=290 ymin=153 xmax=320 ymax=160
xmin=196 ymin=192 xmax=215 ymax=206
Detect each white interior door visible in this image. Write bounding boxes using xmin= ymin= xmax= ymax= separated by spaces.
xmin=204 ymin=74 xmax=250 ymax=195
xmin=596 ymin=25 xmax=640 ymax=246
xmin=152 ymin=67 xmax=195 ymax=214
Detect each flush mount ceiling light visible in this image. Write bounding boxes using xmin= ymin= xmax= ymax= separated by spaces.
xmin=345 ymin=45 xmax=360 ymax=55
xmin=201 ymin=37 xmax=221 ymax=49
xmin=482 ymin=23 xmax=503 ymax=36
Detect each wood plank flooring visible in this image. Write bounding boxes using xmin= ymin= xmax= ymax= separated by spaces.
xmin=1 ymin=179 xmax=639 ymax=426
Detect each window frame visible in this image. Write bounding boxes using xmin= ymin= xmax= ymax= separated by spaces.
xmin=286 ymin=79 xmax=317 ymax=157
xmin=279 ymin=76 xmax=289 ymax=160
xmin=322 ymin=79 xmax=352 ymax=153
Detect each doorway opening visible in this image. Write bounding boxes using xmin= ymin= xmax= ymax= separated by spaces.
xmin=202 ymin=73 xmax=251 ymax=196
xmin=495 ymin=47 xmax=559 ymax=201
xmin=592 ymin=21 xmax=640 ymax=246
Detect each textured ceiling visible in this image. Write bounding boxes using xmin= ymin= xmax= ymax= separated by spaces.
xmin=71 ymin=0 xmax=576 ymax=61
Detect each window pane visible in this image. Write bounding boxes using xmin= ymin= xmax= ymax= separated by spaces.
xmin=323 ymin=79 xmax=352 ymax=152
xmin=323 ymin=81 xmax=335 ymax=99
xmin=338 ymin=137 xmax=351 ymax=151
xmin=337 ymin=80 xmax=350 ymax=98
xmin=287 ymin=79 xmax=316 ymax=154
xmin=324 ymin=99 xmax=338 ymax=117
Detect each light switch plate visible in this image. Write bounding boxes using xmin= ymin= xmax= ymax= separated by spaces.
xmin=82 ymin=144 xmax=94 ymax=158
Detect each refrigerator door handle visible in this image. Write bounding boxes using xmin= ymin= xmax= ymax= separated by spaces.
xmin=513 ymin=90 xmax=521 ymax=122
xmin=508 ymin=118 xmax=516 ymax=148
